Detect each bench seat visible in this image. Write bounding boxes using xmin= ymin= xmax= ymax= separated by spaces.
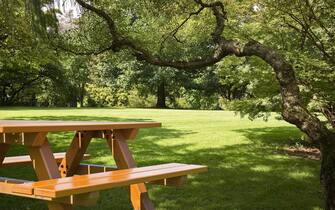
xmin=1 ymin=152 xmax=90 ymax=167
xmin=12 ymin=163 xmax=207 ymax=198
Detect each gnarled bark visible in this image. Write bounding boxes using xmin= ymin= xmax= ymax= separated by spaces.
xmin=73 ymin=0 xmax=334 ymax=208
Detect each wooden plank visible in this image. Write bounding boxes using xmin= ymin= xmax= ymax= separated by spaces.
xmin=0 ymin=177 xmax=35 ymax=196
xmin=76 ymin=163 xmax=117 ymax=175
xmin=32 ymin=164 xmax=207 ymax=198
xmin=58 ymin=132 xmax=93 ymax=177
xmin=56 ymin=132 xmax=99 ymax=207
xmin=1 ymin=153 xmax=90 ymax=168
xmin=0 ymin=132 xmax=47 ymax=146
xmin=0 ymin=177 xmax=98 ymax=206
xmin=114 ymin=129 xmax=139 ymax=140
xmin=0 ymin=120 xmax=161 ymax=133
xmin=13 ymin=163 xmax=183 ymax=194
xmin=27 ymin=139 xmax=60 ymax=180
xmin=27 ymin=138 xmax=73 ymax=210
xmin=108 ymin=129 xmax=154 ymax=210
xmin=75 ymin=163 xmax=182 ymax=186
xmin=0 ymin=182 xmax=53 ymax=200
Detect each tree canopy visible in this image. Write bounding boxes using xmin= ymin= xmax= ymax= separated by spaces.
xmin=1 ymin=0 xmax=335 ymax=208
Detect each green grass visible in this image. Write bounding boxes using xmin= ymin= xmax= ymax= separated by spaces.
xmin=0 ymin=107 xmax=323 ymax=210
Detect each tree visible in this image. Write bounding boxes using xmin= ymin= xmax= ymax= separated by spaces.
xmin=58 ymin=0 xmax=335 ymax=208
xmin=0 ymin=0 xmax=66 ymax=106
xmin=5 ymin=0 xmax=334 ymax=208
xmin=85 ymin=54 xmax=131 ymax=107
xmin=128 ymin=63 xmax=198 ymax=108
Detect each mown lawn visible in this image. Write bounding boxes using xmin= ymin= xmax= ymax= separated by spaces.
xmin=0 ymin=107 xmax=323 ymax=210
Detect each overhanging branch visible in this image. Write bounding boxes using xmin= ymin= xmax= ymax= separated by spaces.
xmin=73 ymin=0 xmax=329 ymax=141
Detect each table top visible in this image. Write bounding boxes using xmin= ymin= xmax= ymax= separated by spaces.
xmin=0 ymin=120 xmax=161 ymax=133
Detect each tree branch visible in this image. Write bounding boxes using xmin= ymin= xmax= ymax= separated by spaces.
xmin=160 ymin=6 xmax=205 ymax=50
xmin=73 ymin=0 xmax=329 ymax=142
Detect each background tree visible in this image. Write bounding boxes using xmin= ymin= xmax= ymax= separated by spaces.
xmin=1 ymin=0 xmax=335 ymax=208
xmin=57 ymin=0 xmax=335 ymax=208
xmin=0 ymin=0 xmax=67 ymax=106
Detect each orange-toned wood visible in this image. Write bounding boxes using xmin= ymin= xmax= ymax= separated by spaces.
xmin=0 ymin=120 xmax=161 ymax=133
xmin=0 ymin=132 xmax=48 ymax=146
xmin=75 ymin=163 xmax=117 ymax=175
xmin=13 ymin=163 xmax=207 ymax=198
xmin=0 ymin=181 xmax=52 ymax=200
xmin=13 ymin=163 xmax=183 ymax=194
xmin=0 ymin=143 xmax=10 ymax=165
xmin=108 ymin=129 xmax=154 ymax=210
xmin=27 ymin=139 xmax=60 ymax=181
xmin=75 ymin=163 xmax=183 ymax=186
xmin=57 ymin=131 xmax=99 ymax=206
xmin=27 ymin=137 xmax=73 ymax=210
xmin=0 ymin=120 xmax=162 ymax=209
xmin=91 ymin=130 xmax=112 ymax=139
xmin=1 ymin=153 xmax=90 ymax=168
xmin=0 ymin=177 xmax=98 ymax=206
xmin=27 ymin=140 xmax=61 ymax=180
xmin=114 ymin=128 xmax=139 ymax=140
xmin=58 ymin=131 xmax=93 ymax=177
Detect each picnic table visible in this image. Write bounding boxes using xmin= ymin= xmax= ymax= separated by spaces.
xmin=0 ymin=120 xmax=207 ymax=210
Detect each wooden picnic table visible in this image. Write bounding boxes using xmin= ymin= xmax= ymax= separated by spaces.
xmin=0 ymin=120 xmax=207 ymax=210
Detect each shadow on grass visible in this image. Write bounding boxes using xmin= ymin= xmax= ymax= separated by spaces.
xmin=0 ymin=117 xmax=323 ymax=210
xmin=233 ymin=126 xmax=304 ymax=147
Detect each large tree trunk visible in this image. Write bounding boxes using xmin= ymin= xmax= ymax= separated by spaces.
xmin=242 ymin=41 xmax=335 ymax=209
xmin=156 ymin=81 xmax=167 ymax=108
xmin=320 ymin=133 xmax=335 ymax=210
xmin=71 ymin=1 xmax=335 ymax=208
xmin=321 ymin=103 xmax=335 ymax=128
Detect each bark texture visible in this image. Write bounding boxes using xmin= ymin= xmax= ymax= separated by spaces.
xmin=73 ymin=0 xmax=334 ymax=208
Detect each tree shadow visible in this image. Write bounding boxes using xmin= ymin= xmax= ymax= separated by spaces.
xmin=0 ymin=116 xmax=323 ymax=210
xmin=146 ymin=143 xmax=322 ymax=210
xmin=232 ymin=126 xmax=304 ymax=148
xmin=77 ymin=126 xmax=322 ymax=210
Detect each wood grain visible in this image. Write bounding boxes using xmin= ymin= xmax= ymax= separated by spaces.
xmin=27 ymin=137 xmax=73 ymax=210
xmin=0 ymin=120 xmax=161 ymax=133
xmin=1 ymin=153 xmax=90 ymax=168
xmin=109 ymin=129 xmax=154 ymax=210
xmin=58 ymin=131 xmax=93 ymax=177
xmin=14 ymin=163 xmax=207 ymax=198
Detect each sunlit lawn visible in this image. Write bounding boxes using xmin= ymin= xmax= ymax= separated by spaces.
xmin=0 ymin=107 xmax=323 ymax=210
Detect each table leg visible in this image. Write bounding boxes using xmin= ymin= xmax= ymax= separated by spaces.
xmin=107 ymin=130 xmax=155 ymax=210
xmin=27 ymin=136 xmax=73 ymax=210
xmin=59 ymin=131 xmax=93 ymax=177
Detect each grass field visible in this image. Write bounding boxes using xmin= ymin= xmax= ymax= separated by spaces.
xmin=0 ymin=107 xmax=323 ymax=210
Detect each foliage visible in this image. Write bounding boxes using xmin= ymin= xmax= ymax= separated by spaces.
xmin=0 ymin=0 xmax=334 ymax=118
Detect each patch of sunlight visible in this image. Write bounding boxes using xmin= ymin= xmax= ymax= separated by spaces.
xmin=250 ymin=165 xmax=273 ymax=172
xmin=288 ymin=171 xmax=314 ymax=179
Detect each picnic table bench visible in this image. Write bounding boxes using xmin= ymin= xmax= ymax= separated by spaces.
xmin=0 ymin=120 xmax=207 ymax=210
